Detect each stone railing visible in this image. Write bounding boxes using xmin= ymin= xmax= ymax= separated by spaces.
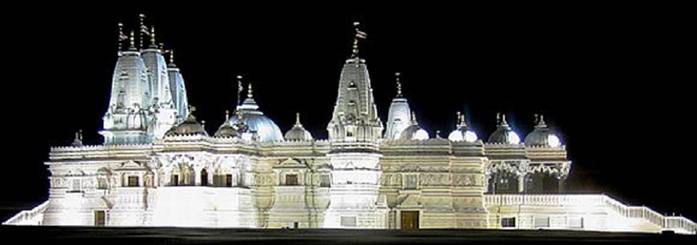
xmin=484 ymin=194 xmax=696 ymax=234
xmin=2 ymin=201 xmax=49 ymax=225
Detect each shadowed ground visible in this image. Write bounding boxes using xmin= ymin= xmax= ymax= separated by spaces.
xmin=0 ymin=225 xmax=694 ymax=244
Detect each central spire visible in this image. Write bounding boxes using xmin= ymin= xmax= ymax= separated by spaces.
xmin=327 ymin=22 xmax=383 ymax=142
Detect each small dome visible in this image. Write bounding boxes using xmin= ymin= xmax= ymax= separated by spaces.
xmin=399 ymin=114 xmax=429 ymax=140
xmin=227 ymin=83 xmax=283 ymax=142
xmin=524 ymin=115 xmax=562 ymax=147
xmin=165 ymin=109 xmax=208 ymax=137
xmin=284 ymin=113 xmax=313 ymax=141
xmin=448 ymin=112 xmax=479 ymax=143
xmin=487 ymin=114 xmax=520 ymax=144
xmin=214 ymin=111 xmax=239 ymax=138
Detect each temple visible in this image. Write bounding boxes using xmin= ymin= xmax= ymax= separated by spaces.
xmin=3 ymin=17 xmax=695 ymax=234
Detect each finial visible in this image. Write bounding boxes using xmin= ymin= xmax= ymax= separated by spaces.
xmin=295 ymin=112 xmax=302 ymax=126
xmin=536 ymin=114 xmax=547 ymax=127
xmin=149 ymin=25 xmax=157 ymax=47
xmin=460 ymin=113 xmax=467 ymax=127
xmin=501 ymin=113 xmax=509 ymax=126
xmin=201 ymin=120 xmax=206 ymax=129
xmin=138 ymin=14 xmax=147 ymax=49
xmin=128 ymin=31 xmax=136 ymax=50
xmin=188 ymin=105 xmax=196 ymax=114
xmin=225 ymin=110 xmax=230 ymax=120
xmin=159 ymin=42 xmax=165 ymax=50
xmin=395 ymin=72 xmax=402 ymax=97
xmin=72 ymin=129 xmax=83 ymax=147
xmin=247 ymin=82 xmax=254 ymax=99
xmin=456 ymin=111 xmax=462 ymax=126
xmin=117 ymin=22 xmax=128 ymax=52
xmin=351 ymin=21 xmax=367 ymax=59
xmin=436 ymin=130 xmax=442 ymax=139
xmin=410 ymin=113 xmax=417 ymax=124
xmin=236 ymin=75 xmax=244 ymax=106
xmin=168 ymin=49 xmax=175 ymax=63
xmin=496 ymin=113 xmax=501 ymax=124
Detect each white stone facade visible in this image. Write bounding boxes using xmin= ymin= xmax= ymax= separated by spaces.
xmin=3 ymin=19 xmax=695 ymax=235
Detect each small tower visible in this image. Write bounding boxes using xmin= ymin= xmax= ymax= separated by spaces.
xmin=385 ymin=72 xmax=413 ymax=139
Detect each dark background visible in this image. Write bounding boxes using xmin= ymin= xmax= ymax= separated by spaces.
xmin=2 ymin=3 xmax=695 ymax=222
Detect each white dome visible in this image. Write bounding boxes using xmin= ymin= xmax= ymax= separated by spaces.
xmin=524 ymin=115 xmax=562 ymax=147
xmin=228 ymin=96 xmax=283 ymax=142
xmin=487 ymin=114 xmax=521 ymax=144
xmin=399 ymin=113 xmax=429 ymax=140
xmin=448 ymin=112 xmax=478 ymax=142
xmin=284 ymin=113 xmax=313 ymax=141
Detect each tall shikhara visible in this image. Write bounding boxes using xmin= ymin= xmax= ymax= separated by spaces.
xmin=100 ymin=18 xmax=188 ymax=145
xmin=327 ymin=22 xmax=383 ymax=144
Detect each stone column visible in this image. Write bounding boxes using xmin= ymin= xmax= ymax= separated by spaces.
xmin=517 ymin=174 xmax=526 ymax=193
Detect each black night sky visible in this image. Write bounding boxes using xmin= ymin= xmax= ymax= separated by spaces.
xmin=2 ymin=3 xmax=695 ymax=222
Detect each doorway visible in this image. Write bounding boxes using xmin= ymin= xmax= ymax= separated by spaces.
xmin=400 ymin=211 xmax=419 ymax=230
xmin=94 ymin=210 xmax=106 ymax=226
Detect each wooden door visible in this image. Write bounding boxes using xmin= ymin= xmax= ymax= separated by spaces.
xmin=94 ymin=210 xmax=106 ymax=226
xmin=400 ymin=211 xmax=419 ymax=230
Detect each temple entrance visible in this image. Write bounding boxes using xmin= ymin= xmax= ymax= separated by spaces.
xmin=400 ymin=211 xmax=419 ymax=230
xmin=201 ymin=169 xmax=208 ymax=186
xmin=94 ymin=210 xmax=106 ymax=226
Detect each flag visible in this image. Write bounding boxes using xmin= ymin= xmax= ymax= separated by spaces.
xmin=355 ymin=29 xmax=367 ymax=39
xmin=141 ymin=25 xmax=150 ymax=36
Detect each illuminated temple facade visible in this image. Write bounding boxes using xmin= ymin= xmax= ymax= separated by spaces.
xmin=4 ymin=19 xmax=695 ymax=234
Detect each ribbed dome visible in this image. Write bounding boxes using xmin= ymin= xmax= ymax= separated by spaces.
xmin=284 ymin=113 xmax=313 ymax=141
xmin=214 ymin=111 xmax=239 ymax=138
xmin=448 ymin=112 xmax=478 ymax=142
xmin=165 ymin=110 xmax=208 ymax=137
xmin=399 ymin=114 xmax=429 ymax=140
xmin=487 ymin=114 xmax=520 ymax=144
xmin=227 ymin=84 xmax=283 ymax=142
xmin=524 ymin=115 xmax=561 ymax=147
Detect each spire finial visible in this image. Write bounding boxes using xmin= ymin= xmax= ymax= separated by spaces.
xmin=247 ymin=82 xmax=254 ymax=99
xmin=138 ymin=13 xmax=147 ymax=49
xmin=225 ymin=110 xmax=230 ymax=120
xmin=117 ymin=22 xmax=127 ymax=53
xmin=501 ymin=113 xmax=509 ymax=126
xmin=395 ymin=72 xmax=402 ymax=97
xmin=149 ymin=25 xmax=157 ymax=47
xmin=351 ymin=21 xmax=367 ymax=59
xmin=169 ymin=49 xmax=174 ymax=63
xmin=295 ymin=112 xmax=302 ymax=126
xmin=460 ymin=113 xmax=467 ymax=127
xmin=72 ymin=129 xmax=83 ymax=147
xmin=236 ymin=75 xmax=244 ymax=106
xmin=410 ymin=112 xmax=417 ymax=124
xmin=456 ymin=111 xmax=462 ymax=126
xmin=496 ymin=112 xmax=501 ymax=124
xmin=436 ymin=130 xmax=442 ymax=139
xmin=536 ymin=114 xmax=547 ymax=127
xmin=128 ymin=31 xmax=136 ymax=50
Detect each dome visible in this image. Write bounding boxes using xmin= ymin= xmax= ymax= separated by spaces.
xmin=284 ymin=113 xmax=313 ymax=141
xmin=524 ymin=115 xmax=562 ymax=147
xmin=165 ymin=110 xmax=208 ymax=137
xmin=487 ymin=114 xmax=520 ymax=144
xmin=227 ymin=84 xmax=283 ymax=142
xmin=214 ymin=111 xmax=239 ymax=138
xmin=448 ymin=112 xmax=479 ymax=143
xmin=399 ymin=114 xmax=429 ymax=140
